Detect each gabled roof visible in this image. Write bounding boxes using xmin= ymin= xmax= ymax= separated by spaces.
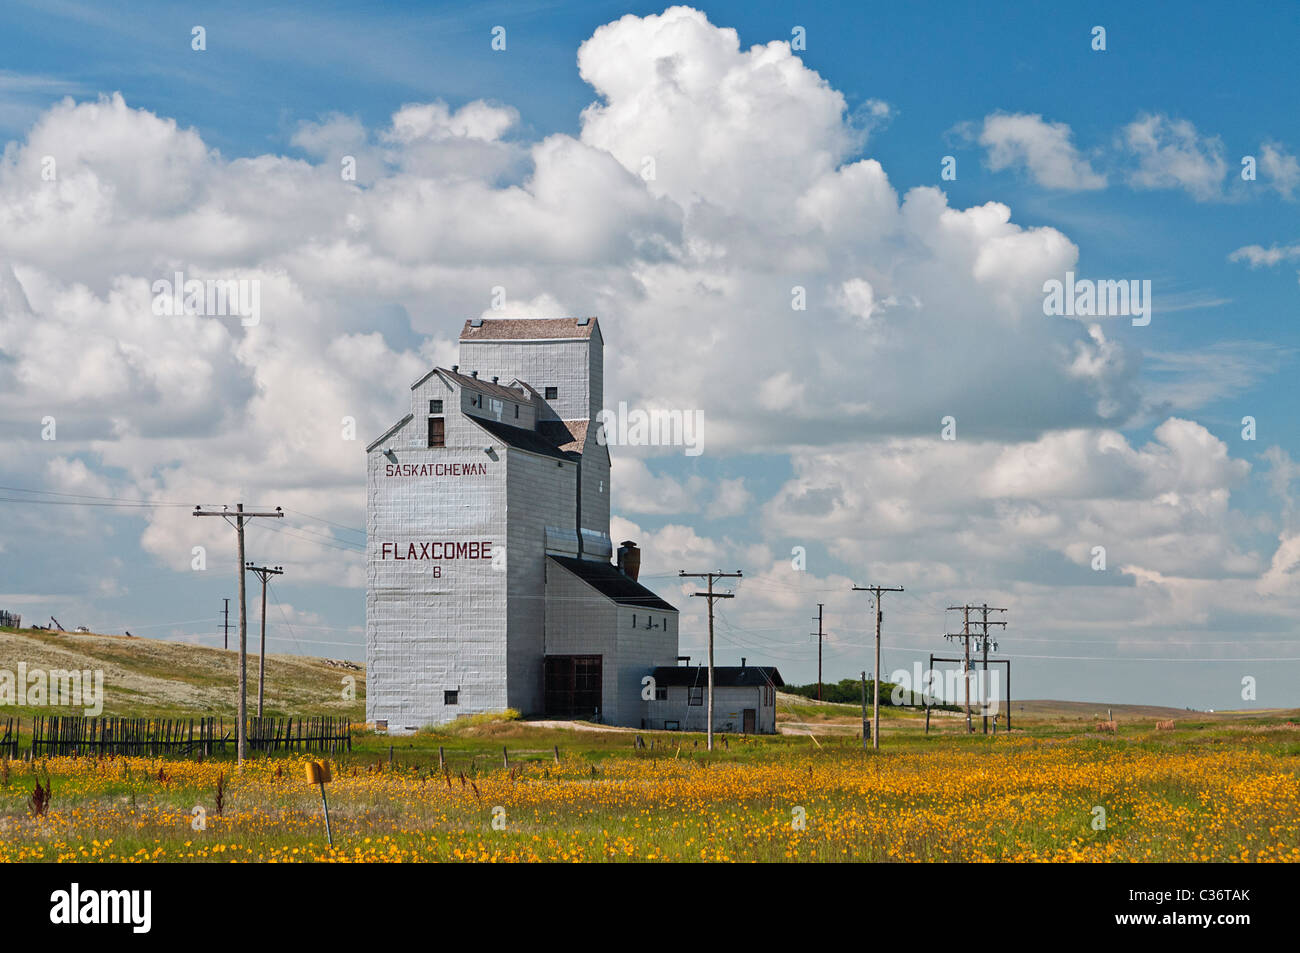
xmin=548 ymin=555 xmax=678 ymax=612
xmin=652 ymin=665 xmax=785 ymax=688
xmin=470 ymin=416 xmax=580 ymax=462
xmin=414 ymin=367 xmax=528 ymax=402
xmin=460 ymin=317 xmax=599 ymax=341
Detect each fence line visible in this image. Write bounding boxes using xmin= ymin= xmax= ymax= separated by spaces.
xmin=25 ymin=716 xmax=352 ymax=758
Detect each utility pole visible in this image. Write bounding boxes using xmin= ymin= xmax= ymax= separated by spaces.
xmin=813 ymin=604 xmax=824 ymax=701
xmin=851 ymin=584 xmax=903 ymax=750
xmin=946 ymin=606 xmax=973 ymax=733
xmin=946 ymin=603 xmax=1006 ymax=734
xmin=679 ymin=570 xmax=743 ymax=752
xmin=193 ymin=503 xmax=283 ymax=765
xmin=221 ymin=598 xmax=231 ymax=651
xmin=975 ymin=603 xmax=1007 ymax=734
xmin=245 ymin=563 xmax=284 ymax=718
xmin=860 ymin=670 xmax=868 ymax=748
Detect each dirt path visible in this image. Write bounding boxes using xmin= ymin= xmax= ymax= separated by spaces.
xmin=525 ymin=719 xmax=637 ymax=733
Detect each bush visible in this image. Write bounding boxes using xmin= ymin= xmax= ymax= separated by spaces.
xmin=784 ymin=679 xmax=900 ymax=705
xmin=418 ymin=709 xmax=522 ymax=735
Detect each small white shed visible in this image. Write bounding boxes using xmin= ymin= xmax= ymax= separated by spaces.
xmin=643 ymin=661 xmax=784 ymax=734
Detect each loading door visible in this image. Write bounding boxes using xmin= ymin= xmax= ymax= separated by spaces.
xmin=544 ymin=655 xmax=603 ymax=719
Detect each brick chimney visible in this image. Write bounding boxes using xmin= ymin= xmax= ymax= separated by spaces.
xmin=616 ymin=540 xmax=641 ymax=581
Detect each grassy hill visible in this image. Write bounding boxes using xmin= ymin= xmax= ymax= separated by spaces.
xmin=3 ymin=625 xmax=1295 ymax=739
xmin=0 ymin=626 xmax=364 ymax=722
xmin=773 ymin=689 xmax=1300 ymax=738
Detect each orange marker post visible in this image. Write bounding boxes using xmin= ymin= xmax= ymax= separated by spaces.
xmin=304 ymin=760 xmax=333 ymax=846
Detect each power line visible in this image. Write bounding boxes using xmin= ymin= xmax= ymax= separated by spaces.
xmin=255 ymin=520 xmax=365 ymax=554
xmin=282 ymin=507 xmax=365 ymax=537
xmin=0 ymin=496 xmax=181 ymax=508
xmin=266 ymin=580 xmax=306 ymax=656
xmin=0 ymin=484 xmax=191 ymax=506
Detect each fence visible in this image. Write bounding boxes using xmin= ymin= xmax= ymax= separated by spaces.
xmin=25 ymin=715 xmax=352 ymax=758
xmin=0 ymin=610 xmax=20 ymax=629
xmin=246 ymin=716 xmax=352 ymax=754
xmin=0 ymin=718 xmax=17 ymax=759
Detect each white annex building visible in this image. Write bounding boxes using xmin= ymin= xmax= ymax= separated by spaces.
xmin=366 ymin=317 xmax=681 ymax=730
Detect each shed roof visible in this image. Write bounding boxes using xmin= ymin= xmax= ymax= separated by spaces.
xmin=538 ymin=419 xmax=591 ymax=454
xmin=548 ymin=555 xmax=678 ymax=612
xmin=470 ymin=416 xmax=579 ymax=461
xmin=651 ymin=665 xmax=785 ymax=688
xmin=460 ymin=317 xmax=599 ymax=341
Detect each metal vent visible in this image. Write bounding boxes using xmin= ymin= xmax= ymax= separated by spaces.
xmin=577 ymin=316 xmax=590 ymax=326
xmin=470 ymin=318 xmax=483 ymax=327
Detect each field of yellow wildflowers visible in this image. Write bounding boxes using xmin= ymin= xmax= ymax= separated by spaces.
xmin=1 ymin=730 xmax=1297 ymax=862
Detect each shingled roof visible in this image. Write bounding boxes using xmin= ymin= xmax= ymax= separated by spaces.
xmin=651 ymin=665 xmax=785 ymax=688
xmin=538 ymin=419 xmax=592 ymax=454
xmin=418 ymin=367 xmax=529 ymax=402
xmin=460 ymin=317 xmax=599 ymax=341
xmin=470 ymin=417 xmax=580 ymax=462
xmin=548 ymin=555 xmax=678 ymax=611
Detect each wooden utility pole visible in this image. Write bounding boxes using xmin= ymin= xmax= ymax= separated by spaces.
xmin=946 ymin=606 xmax=973 ymax=733
xmin=245 ymin=563 xmax=284 ymax=718
xmin=851 ymin=584 xmax=903 ymax=750
xmin=813 ymin=603 xmax=824 ymax=701
xmin=193 ymin=503 xmax=283 ymax=765
xmin=679 ymin=570 xmax=743 ymax=752
xmin=975 ymin=604 xmax=1006 ymax=733
xmin=932 ymin=655 xmax=1012 ymax=734
xmin=221 ymin=598 xmax=231 ymax=651
xmin=860 ymin=670 xmax=868 ymax=747
xmin=946 ymin=603 xmax=1006 ymax=733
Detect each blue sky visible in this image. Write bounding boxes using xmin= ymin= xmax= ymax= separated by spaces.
xmin=1 ymin=1 xmax=1298 ymax=708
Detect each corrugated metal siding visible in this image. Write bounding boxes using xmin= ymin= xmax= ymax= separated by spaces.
xmin=366 ymin=444 xmax=507 ymax=730
xmin=505 ymin=449 xmax=577 ymax=715
xmin=459 ymin=338 xmax=599 ymax=422
xmin=544 ymin=562 xmax=616 ymax=718
xmin=368 ymin=323 xmax=684 ymax=730
xmin=614 ymin=606 xmax=677 ymax=726
xmin=579 ymin=445 xmax=610 ymax=547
